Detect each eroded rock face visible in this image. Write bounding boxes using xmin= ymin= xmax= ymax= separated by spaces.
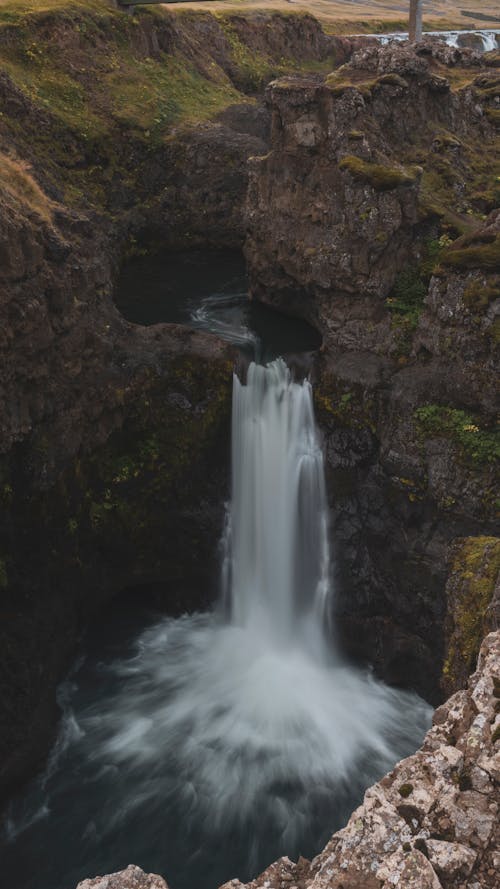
xmin=245 ymin=70 xmax=422 ymax=344
xmin=0 ymin=92 xmax=240 ymax=799
xmin=242 ymin=42 xmax=499 ymax=698
xmin=313 ymin=339 xmax=498 ymax=701
xmin=244 ymin=43 xmax=498 ymax=351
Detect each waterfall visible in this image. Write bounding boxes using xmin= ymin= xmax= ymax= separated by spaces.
xmin=373 ymin=29 xmax=499 ymax=52
xmin=222 ymin=360 xmax=330 ymax=643
xmin=3 ymin=359 xmax=432 ymax=889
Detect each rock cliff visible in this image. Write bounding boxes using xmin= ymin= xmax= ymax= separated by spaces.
xmin=245 ymin=42 xmax=499 ymax=349
xmin=0 ymin=9 xmax=499 ymax=887
xmin=244 ymin=41 xmax=499 ymax=698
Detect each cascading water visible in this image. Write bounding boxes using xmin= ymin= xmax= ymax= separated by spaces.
xmin=222 ymin=361 xmax=330 ymax=640
xmin=369 ymin=29 xmax=500 ymax=52
xmin=2 ymin=359 xmax=432 ymax=889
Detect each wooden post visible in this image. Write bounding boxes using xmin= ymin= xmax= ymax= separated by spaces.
xmin=409 ymin=0 xmax=423 ymax=42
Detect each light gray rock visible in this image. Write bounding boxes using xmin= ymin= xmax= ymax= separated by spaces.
xmin=76 ymin=864 xmax=168 ymax=889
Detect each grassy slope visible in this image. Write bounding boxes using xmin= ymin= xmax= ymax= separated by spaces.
xmin=0 ymin=1 xmax=497 ymax=224
xmin=165 ymin=0 xmax=500 ymax=33
xmin=0 ymin=0 xmax=499 ymax=32
xmin=0 ymin=2 xmax=338 ymax=215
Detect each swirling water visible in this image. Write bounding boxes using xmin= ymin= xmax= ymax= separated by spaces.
xmin=1 ymin=359 xmax=432 ymax=889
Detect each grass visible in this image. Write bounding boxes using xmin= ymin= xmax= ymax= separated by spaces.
xmin=440 ymin=232 xmax=500 ymax=272
xmin=463 ymin=278 xmax=500 ymax=312
xmin=0 ymin=10 xmax=244 ymax=139
xmin=105 ymin=54 xmax=244 ymax=135
xmin=385 ymin=266 xmax=426 ymax=352
xmin=0 ymin=0 xmax=113 ymax=22
xmin=0 ymin=151 xmax=53 ymax=220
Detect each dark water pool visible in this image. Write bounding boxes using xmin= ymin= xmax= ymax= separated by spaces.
xmin=114 ymin=249 xmax=321 ymax=359
xmin=0 ymin=600 xmax=431 ymax=889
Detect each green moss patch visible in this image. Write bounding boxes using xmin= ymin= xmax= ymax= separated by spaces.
xmin=374 ymin=72 xmax=409 ymax=89
xmin=314 ymin=377 xmax=376 ymax=434
xmin=339 ymin=155 xmax=420 ymax=191
xmin=463 ymin=277 xmax=500 ymax=312
xmin=415 ymin=404 xmax=500 ymax=467
xmin=443 ymin=537 xmax=500 ymax=690
xmin=440 ymin=232 xmax=500 ymax=272
xmin=106 ymin=55 xmax=243 ymax=136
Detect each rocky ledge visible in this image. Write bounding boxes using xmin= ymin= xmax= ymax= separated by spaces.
xmin=76 ymin=631 xmax=500 ymax=889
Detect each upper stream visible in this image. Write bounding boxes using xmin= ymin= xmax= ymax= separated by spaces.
xmin=1 ymin=253 xmax=432 ymax=889
xmin=367 ymin=28 xmax=500 ymax=52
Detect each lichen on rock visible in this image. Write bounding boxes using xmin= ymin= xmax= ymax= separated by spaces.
xmin=442 ymin=536 xmax=500 ymax=696
xmin=77 ymin=864 xmax=168 ymax=889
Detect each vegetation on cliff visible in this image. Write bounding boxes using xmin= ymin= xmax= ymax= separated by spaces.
xmin=338 ymin=155 xmax=420 ymax=191
xmin=0 ymin=3 xmax=336 ymax=217
xmin=414 ymin=404 xmax=500 ymax=467
xmin=439 ymin=231 xmax=500 ymax=271
xmin=442 ymin=536 xmax=500 ymax=695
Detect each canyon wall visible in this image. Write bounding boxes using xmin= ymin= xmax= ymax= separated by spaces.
xmin=244 ymin=40 xmax=500 ymax=700
xmin=0 ymin=6 xmax=364 ymax=797
xmin=0 ymin=7 xmax=498 ymax=879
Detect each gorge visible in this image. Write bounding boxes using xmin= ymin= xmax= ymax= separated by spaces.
xmin=0 ymin=4 xmax=499 ymax=889
xmin=2 ymin=355 xmax=431 ymax=889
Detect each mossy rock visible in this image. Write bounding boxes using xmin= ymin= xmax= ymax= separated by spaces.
xmin=414 ymin=403 xmax=500 ymax=467
xmin=373 ymin=72 xmax=409 ymax=90
xmin=314 ymin=377 xmax=377 ymax=433
xmin=463 ymin=277 xmax=500 ymax=312
xmin=485 ymin=108 xmax=500 ymax=125
xmin=442 ymin=536 xmax=500 ymax=695
xmin=326 ymin=75 xmax=372 ymax=100
xmin=339 ymin=155 xmax=420 ymax=192
xmin=489 ymin=316 xmax=500 ymax=345
xmin=440 ymin=232 xmax=500 ymax=272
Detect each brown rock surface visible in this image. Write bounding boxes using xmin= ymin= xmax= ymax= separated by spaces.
xmin=244 ymin=43 xmax=498 ymax=353
xmin=243 ymin=41 xmax=499 ymax=698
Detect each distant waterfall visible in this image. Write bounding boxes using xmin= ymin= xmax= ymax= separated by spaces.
xmin=373 ymin=28 xmax=499 ymax=52
xmin=222 ymin=360 xmax=329 ymax=642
